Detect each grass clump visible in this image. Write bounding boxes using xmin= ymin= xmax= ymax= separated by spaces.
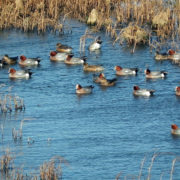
xmin=0 ymin=149 xmax=14 ymax=175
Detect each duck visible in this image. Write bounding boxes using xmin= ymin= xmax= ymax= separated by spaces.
xmin=56 ymin=43 xmax=72 ymax=53
xmin=154 ymin=52 xmax=169 ymax=60
xmin=171 ymin=124 xmax=180 ymax=135
xmin=49 ymin=51 xmax=68 ymax=62
xmin=8 ymin=68 xmax=32 ymax=79
xmin=154 ymin=49 xmax=180 ymax=61
xmin=144 ymin=68 xmax=167 ymax=79
xmin=114 ymin=66 xmax=138 ymax=76
xmin=175 ymin=86 xmax=180 ymax=96
xmin=89 ymin=36 xmax=102 ymax=51
xmin=19 ymin=55 xmax=41 ymax=66
xmin=83 ymin=62 xmax=104 ymax=72
xmin=93 ymin=73 xmax=107 ymax=83
xmin=2 ymin=54 xmax=18 ymax=65
xmin=93 ymin=73 xmax=117 ymax=86
xmin=64 ymin=54 xmax=86 ymax=65
xmin=133 ymin=85 xmax=155 ymax=97
xmin=76 ymin=84 xmax=94 ymax=94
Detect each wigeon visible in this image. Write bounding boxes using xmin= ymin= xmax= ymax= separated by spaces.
xmin=19 ymin=55 xmax=41 ymax=66
xmin=154 ymin=52 xmax=169 ymax=60
xmin=76 ymin=84 xmax=94 ymax=94
xmin=83 ymin=62 xmax=104 ymax=72
xmin=56 ymin=43 xmax=72 ymax=53
xmin=133 ymin=85 xmax=155 ymax=97
xmin=175 ymin=86 xmax=180 ymax=96
xmin=114 ymin=66 xmax=138 ymax=76
xmin=171 ymin=124 xmax=180 ymax=135
xmin=93 ymin=73 xmax=107 ymax=83
xmin=89 ymin=36 xmax=102 ymax=51
xmin=8 ymin=68 xmax=32 ymax=79
xmin=93 ymin=73 xmax=117 ymax=86
xmin=49 ymin=51 xmax=68 ymax=61
xmin=2 ymin=54 xmax=18 ymax=65
xmin=64 ymin=54 xmax=86 ymax=65
xmin=144 ymin=68 xmax=167 ymax=79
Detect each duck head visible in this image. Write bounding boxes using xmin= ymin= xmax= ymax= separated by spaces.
xmin=176 ymin=86 xmax=180 ymax=92
xmin=99 ymin=73 xmax=105 ymax=79
xmin=9 ymin=68 xmax=16 ymax=74
xmin=133 ymin=85 xmax=140 ymax=90
xmin=168 ymin=49 xmax=175 ymax=55
xmin=145 ymin=68 xmax=151 ymax=75
xmin=76 ymin=84 xmax=82 ymax=90
xmin=50 ymin=51 xmax=57 ymax=57
xmin=171 ymin=124 xmax=178 ymax=130
xmin=20 ymin=55 xmax=27 ymax=61
xmin=115 ymin=66 xmax=122 ymax=71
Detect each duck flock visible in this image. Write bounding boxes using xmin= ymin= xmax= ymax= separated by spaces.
xmin=1 ymin=36 xmax=180 ymax=135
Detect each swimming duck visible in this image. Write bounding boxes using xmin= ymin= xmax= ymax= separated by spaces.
xmin=175 ymin=86 xmax=180 ymax=96
xmin=49 ymin=51 xmax=68 ymax=62
xmin=76 ymin=84 xmax=94 ymax=94
xmin=19 ymin=55 xmax=41 ymax=66
xmin=9 ymin=68 xmax=32 ymax=79
xmin=171 ymin=124 xmax=180 ymax=135
xmin=144 ymin=68 xmax=167 ymax=79
xmin=93 ymin=73 xmax=117 ymax=86
xmin=89 ymin=36 xmax=102 ymax=51
xmin=83 ymin=62 xmax=104 ymax=72
xmin=56 ymin=43 xmax=72 ymax=53
xmin=64 ymin=54 xmax=86 ymax=65
xmin=2 ymin=54 xmax=18 ymax=65
xmin=93 ymin=73 xmax=107 ymax=83
xmin=114 ymin=66 xmax=138 ymax=76
xmin=133 ymin=85 xmax=155 ymax=97
xmin=154 ymin=52 xmax=169 ymax=60
xmin=154 ymin=49 xmax=180 ymax=61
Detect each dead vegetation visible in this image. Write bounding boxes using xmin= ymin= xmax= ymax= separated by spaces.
xmin=0 ymin=0 xmax=180 ymax=50
xmin=0 ymin=84 xmax=25 ymax=113
xmin=0 ymin=151 xmax=69 ymax=180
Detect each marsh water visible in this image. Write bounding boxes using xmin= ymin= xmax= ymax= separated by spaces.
xmin=0 ymin=20 xmax=180 ymax=180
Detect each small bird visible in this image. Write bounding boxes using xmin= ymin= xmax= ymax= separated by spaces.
xmin=49 ymin=51 xmax=68 ymax=61
xmin=56 ymin=43 xmax=72 ymax=53
xmin=133 ymin=85 xmax=155 ymax=97
xmin=83 ymin=62 xmax=104 ymax=72
xmin=2 ymin=54 xmax=18 ymax=65
xmin=114 ymin=66 xmax=138 ymax=76
xmin=175 ymin=86 xmax=180 ymax=96
xmin=93 ymin=73 xmax=117 ymax=86
xmin=9 ymin=68 xmax=32 ymax=79
xmin=76 ymin=84 xmax=94 ymax=94
xmin=171 ymin=124 xmax=180 ymax=135
xmin=144 ymin=68 xmax=167 ymax=79
xmin=93 ymin=73 xmax=107 ymax=83
xmin=19 ymin=55 xmax=41 ymax=66
xmin=89 ymin=36 xmax=102 ymax=51
xmin=64 ymin=54 xmax=86 ymax=65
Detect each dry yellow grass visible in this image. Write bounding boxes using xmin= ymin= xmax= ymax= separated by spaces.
xmin=0 ymin=0 xmax=180 ymax=51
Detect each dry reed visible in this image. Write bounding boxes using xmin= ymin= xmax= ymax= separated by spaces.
xmin=1 ymin=0 xmax=180 ymax=51
xmin=0 ymin=85 xmax=25 ymax=113
xmin=40 ymin=156 xmax=69 ymax=180
xmin=0 ymin=149 xmax=14 ymax=175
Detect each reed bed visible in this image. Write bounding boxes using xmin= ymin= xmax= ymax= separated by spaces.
xmin=1 ymin=0 xmax=180 ymax=51
xmin=0 ymin=84 xmax=25 ymax=113
xmin=0 ymin=151 xmax=69 ymax=180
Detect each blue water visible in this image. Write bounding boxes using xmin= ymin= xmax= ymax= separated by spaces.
xmin=0 ymin=20 xmax=180 ymax=180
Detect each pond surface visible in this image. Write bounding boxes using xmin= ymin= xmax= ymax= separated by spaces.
xmin=0 ymin=20 xmax=180 ymax=180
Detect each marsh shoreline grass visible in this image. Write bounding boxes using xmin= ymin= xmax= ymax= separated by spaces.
xmin=1 ymin=0 xmax=180 ymax=52
xmin=0 ymin=149 xmax=180 ymax=180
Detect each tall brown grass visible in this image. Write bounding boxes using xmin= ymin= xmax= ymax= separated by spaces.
xmin=1 ymin=0 xmax=179 ymax=51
